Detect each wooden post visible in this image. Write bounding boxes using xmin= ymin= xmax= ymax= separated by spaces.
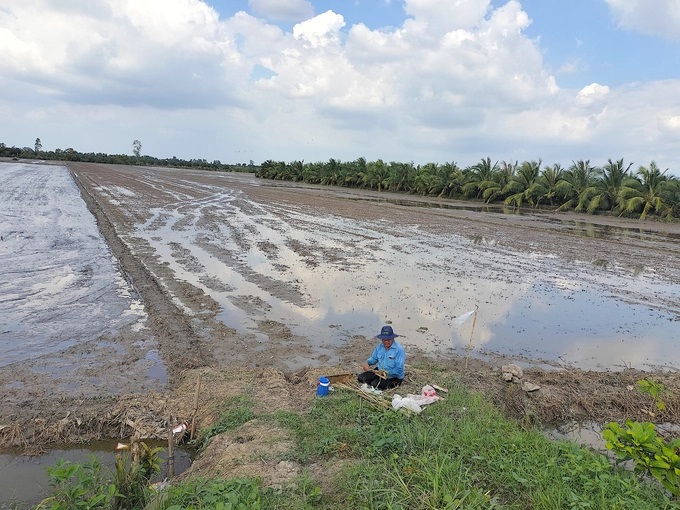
xmin=190 ymin=373 xmax=202 ymax=440
xmin=130 ymin=432 xmax=141 ymax=470
xmin=167 ymin=416 xmax=175 ymax=480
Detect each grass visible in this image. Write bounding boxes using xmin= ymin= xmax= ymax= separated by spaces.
xmin=33 ymin=369 xmax=680 ymax=509
xmin=194 ymin=395 xmax=255 ymax=453
xmin=154 ymin=370 xmax=680 ymax=509
xmin=287 ymin=386 xmax=672 ymax=509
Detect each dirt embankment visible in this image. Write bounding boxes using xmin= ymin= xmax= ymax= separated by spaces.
xmin=2 ymin=163 xmax=679 ymax=467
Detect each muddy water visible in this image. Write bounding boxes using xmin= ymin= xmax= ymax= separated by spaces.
xmin=122 ymin=172 xmax=680 ymax=371
xmin=3 ymin=163 xmax=679 ymax=375
xmin=0 ymin=441 xmax=192 ymax=507
xmin=0 ymin=163 xmax=146 ymax=367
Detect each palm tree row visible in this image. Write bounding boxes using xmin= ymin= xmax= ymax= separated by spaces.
xmin=256 ymin=157 xmax=680 ymax=220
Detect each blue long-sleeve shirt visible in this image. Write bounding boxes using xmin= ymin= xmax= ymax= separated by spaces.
xmin=366 ymin=340 xmax=406 ymax=379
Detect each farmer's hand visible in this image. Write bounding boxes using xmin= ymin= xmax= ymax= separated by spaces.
xmin=362 ymin=363 xmax=372 ymax=372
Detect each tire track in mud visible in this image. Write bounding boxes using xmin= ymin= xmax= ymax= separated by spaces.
xmin=68 ymin=165 xmax=210 ymax=381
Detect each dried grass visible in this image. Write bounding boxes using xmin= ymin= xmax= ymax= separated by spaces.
xmin=334 ymin=381 xmax=393 ymax=410
xmin=2 ymin=363 xmax=679 ymax=452
xmin=458 ymin=365 xmax=680 ymax=428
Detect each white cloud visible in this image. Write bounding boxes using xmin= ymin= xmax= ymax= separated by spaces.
xmin=489 ymin=80 xmax=680 ymax=172
xmin=0 ymin=0 xmax=249 ymax=109
xmin=605 ymin=0 xmax=680 ymax=40
xmin=576 ymin=83 xmax=610 ymax=106
xmin=556 ymin=60 xmax=580 ymax=76
xmin=403 ymin=0 xmax=492 ymax=34
xmin=248 ymin=0 xmax=314 ymax=22
xmin=0 ymin=0 xmax=678 ymax=175
xmin=659 ymin=114 xmax=680 ymax=132
xmin=293 ymin=10 xmax=345 ymax=47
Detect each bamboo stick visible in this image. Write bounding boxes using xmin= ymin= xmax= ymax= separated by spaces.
xmin=167 ymin=416 xmax=174 ymax=480
xmin=190 ymin=373 xmax=202 ymax=440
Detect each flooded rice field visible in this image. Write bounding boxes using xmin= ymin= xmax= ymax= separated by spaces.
xmin=77 ymin=162 xmax=680 ymax=370
xmin=2 ymin=160 xmax=680 ymax=503
xmin=0 ymin=164 xmax=145 ymax=366
xmin=1 ymin=161 xmax=679 ymax=393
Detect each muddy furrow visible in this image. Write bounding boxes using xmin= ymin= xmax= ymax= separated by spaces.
xmin=68 ymin=164 xmax=210 ymax=381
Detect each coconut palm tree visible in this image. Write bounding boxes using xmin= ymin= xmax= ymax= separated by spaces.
xmin=287 ymin=160 xmax=304 ymax=182
xmin=531 ymin=163 xmax=566 ymax=207
xmin=462 ymin=157 xmax=499 ymax=199
xmin=339 ymin=157 xmax=365 ymax=188
xmin=433 ymin=162 xmax=464 ymax=199
xmin=619 ymin=161 xmax=673 ymax=219
xmin=364 ymin=160 xmax=390 ymax=191
xmin=320 ymin=158 xmax=342 ymax=186
xmin=556 ymin=160 xmax=598 ymax=212
xmin=585 ymin=158 xmax=636 ymax=214
xmin=504 ymin=160 xmax=542 ymax=208
xmin=302 ymin=161 xmax=323 ymax=183
xmin=255 ymin=159 xmax=276 ymax=179
xmin=481 ymin=160 xmax=517 ymax=204
xmin=386 ymin=162 xmax=414 ymax=193
xmin=666 ymin=177 xmax=680 ymax=219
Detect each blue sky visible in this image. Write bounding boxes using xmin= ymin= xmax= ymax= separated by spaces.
xmin=1 ymin=0 xmax=679 ymax=173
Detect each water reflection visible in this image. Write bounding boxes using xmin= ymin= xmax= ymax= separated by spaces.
xmin=344 ymin=192 xmax=680 ymax=243
xmin=345 ymin=195 xmax=517 ymax=215
xmin=0 ymin=164 xmax=146 ymax=367
xmin=546 ymin=422 xmax=609 ymax=453
xmin=130 ymin=175 xmax=680 ymax=371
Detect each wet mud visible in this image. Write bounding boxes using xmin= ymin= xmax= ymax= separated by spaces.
xmin=1 ymin=162 xmax=680 ymax=455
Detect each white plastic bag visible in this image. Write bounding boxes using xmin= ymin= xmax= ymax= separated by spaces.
xmin=391 ymin=394 xmax=423 ymax=413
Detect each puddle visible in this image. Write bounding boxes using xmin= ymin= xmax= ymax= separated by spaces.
xmin=132 ymin=183 xmax=680 ymax=371
xmin=546 ymin=420 xmax=680 ymax=471
xmin=559 ymin=219 xmax=680 ymax=242
xmin=145 ymin=349 xmax=168 ymax=384
xmin=0 ymin=441 xmax=193 ymax=508
xmin=345 ymin=195 xmax=516 ymax=215
xmin=546 ymin=421 xmax=609 ymax=453
xmin=342 ymin=194 xmax=680 ymax=243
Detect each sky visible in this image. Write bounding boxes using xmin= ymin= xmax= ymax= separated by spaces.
xmin=1 ymin=0 xmax=679 ymax=173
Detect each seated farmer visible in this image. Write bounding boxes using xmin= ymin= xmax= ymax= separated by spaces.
xmin=357 ymin=325 xmax=406 ymax=390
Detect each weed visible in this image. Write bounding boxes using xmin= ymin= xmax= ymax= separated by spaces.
xmin=603 ymin=378 xmax=680 ymax=497
xmin=161 ymin=478 xmax=263 ymax=509
xmin=196 ymin=396 xmax=255 ymax=452
xmin=638 ymin=377 xmax=669 ymax=411
xmin=35 ymin=456 xmax=120 ymax=510
xmin=113 ymin=441 xmax=164 ymax=508
xmin=297 ymin=374 xmax=677 ymax=509
xmin=604 ymin=420 xmax=680 ymax=496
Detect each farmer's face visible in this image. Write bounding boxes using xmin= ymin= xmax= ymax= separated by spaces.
xmin=381 ymin=338 xmax=393 ymax=348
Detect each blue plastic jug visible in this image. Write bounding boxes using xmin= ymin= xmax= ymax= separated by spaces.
xmin=317 ymin=376 xmax=330 ymax=397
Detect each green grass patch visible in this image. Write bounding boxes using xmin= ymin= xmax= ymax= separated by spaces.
xmin=153 ymin=474 xmax=324 ymax=510
xmin=195 ymin=396 xmax=255 ymax=452
xmin=36 ymin=372 xmax=680 ymax=509
xmin=271 ymin=374 xmax=679 ymax=509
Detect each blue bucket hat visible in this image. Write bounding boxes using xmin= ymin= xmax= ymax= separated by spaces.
xmin=376 ymin=325 xmax=399 ymax=340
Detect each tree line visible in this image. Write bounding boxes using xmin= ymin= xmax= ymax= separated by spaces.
xmin=0 ymin=141 xmax=253 ymax=173
xmin=256 ymin=157 xmax=680 ymax=220
xmin=3 ymin=139 xmax=678 ymax=220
